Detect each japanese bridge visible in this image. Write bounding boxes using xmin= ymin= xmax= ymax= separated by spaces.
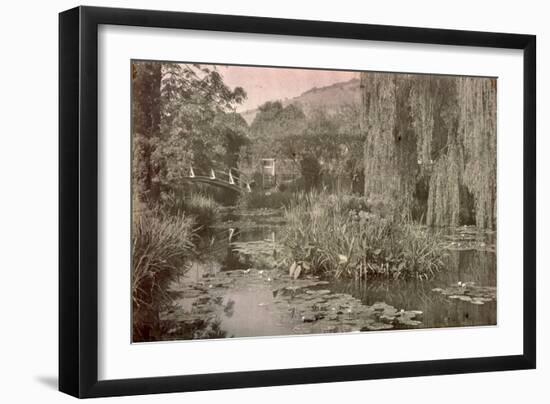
xmin=182 ymin=166 xmax=252 ymax=193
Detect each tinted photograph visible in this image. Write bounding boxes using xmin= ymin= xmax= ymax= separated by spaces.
xmin=131 ymin=61 xmax=497 ymax=342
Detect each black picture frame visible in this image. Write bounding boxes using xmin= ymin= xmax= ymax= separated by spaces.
xmin=59 ymin=5 xmax=536 ymax=398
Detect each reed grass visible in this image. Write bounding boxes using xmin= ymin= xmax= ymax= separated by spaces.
xmin=281 ymin=192 xmax=444 ymax=280
xmin=132 ymin=211 xmax=196 ymax=341
xmin=163 ymin=192 xmax=220 ymax=231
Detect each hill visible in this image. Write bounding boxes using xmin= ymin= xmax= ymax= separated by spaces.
xmin=240 ymin=77 xmax=361 ymax=125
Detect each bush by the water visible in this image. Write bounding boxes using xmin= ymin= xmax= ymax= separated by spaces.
xmin=239 ymin=190 xmax=294 ymax=210
xmin=339 ymin=194 xmax=371 ymax=212
xmin=192 ymin=183 xmax=240 ymax=206
xmin=132 ymin=212 xmax=196 ymax=341
xmin=162 ymin=193 xmax=220 ymax=231
xmin=276 ymin=177 xmax=306 ymax=194
xmin=282 ymin=192 xmax=445 ymax=280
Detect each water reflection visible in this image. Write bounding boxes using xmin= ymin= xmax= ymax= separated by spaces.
xmin=165 ymin=210 xmax=496 ymax=339
xmin=330 ymin=249 xmax=496 ymax=329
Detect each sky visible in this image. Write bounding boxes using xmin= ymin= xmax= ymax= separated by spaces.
xmin=215 ymin=64 xmax=358 ymax=112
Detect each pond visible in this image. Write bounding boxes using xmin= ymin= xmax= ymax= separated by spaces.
xmin=160 ymin=209 xmax=496 ymax=340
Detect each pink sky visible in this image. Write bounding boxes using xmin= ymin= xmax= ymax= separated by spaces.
xmin=216 ymin=64 xmax=358 ymax=112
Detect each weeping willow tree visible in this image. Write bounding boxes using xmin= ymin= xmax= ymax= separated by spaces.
xmin=360 ymin=73 xmax=419 ymax=216
xmin=426 ymin=141 xmax=462 ymax=226
xmin=426 ymin=77 xmax=497 ymax=228
xmin=422 ymin=76 xmax=462 ymax=227
xmin=360 ymin=72 xmax=497 ymax=229
xmin=457 ymin=78 xmax=497 ymax=229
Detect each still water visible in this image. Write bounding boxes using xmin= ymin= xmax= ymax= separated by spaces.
xmin=163 ymin=209 xmax=496 ymax=340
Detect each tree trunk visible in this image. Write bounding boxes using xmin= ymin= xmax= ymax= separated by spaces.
xmin=132 ymin=62 xmax=162 ymax=208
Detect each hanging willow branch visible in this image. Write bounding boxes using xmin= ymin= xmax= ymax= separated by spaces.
xmin=360 ymin=72 xmax=497 ymax=229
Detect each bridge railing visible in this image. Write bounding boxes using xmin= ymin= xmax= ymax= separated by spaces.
xmin=186 ymin=166 xmax=252 ymax=192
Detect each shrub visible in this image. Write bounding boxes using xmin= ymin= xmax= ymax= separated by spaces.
xmin=132 ymin=212 xmax=196 ymax=341
xmin=283 ymin=177 xmax=306 ymax=194
xmin=339 ymin=194 xmax=372 ymax=212
xmin=184 ymin=194 xmax=220 ymax=230
xmin=281 ymin=192 xmax=445 ymax=280
xmin=163 ymin=193 xmax=220 ymax=231
xmin=194 ymin=183 xmax=240 ymax=206
xmin=239 ymin=190 xmax=294 ymax=210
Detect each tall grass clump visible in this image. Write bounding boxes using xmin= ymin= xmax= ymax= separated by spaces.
xmin=282 ymin=192 xmax=444 ymax=280
xmin=132 ymin=212 xmax=196 ymax=341
xmin=163 ymin=192 xmax=220 ymax=232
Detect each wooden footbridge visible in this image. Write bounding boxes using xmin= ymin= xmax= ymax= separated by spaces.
xmin=182 ymin=166 xmax=252 ymax=193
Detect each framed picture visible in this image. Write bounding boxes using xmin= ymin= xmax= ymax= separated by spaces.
xmin=59 ymin=6 xmax=536 ymax=398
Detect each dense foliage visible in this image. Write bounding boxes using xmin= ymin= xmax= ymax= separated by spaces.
xmin=360 ymin=73 xmax=497 ymax=228
xmin=162 ymin=192 xmax=221 ymax=232
xmin=241 ymin=101 xmax=364 ymax=193
xmin=132 ymin=212 xmax=196 ymax=341
xmin=132 ymin=62 xmax=248 ymax=209
xmin=238 ymin=190 xmax=294 ymax=210
xmin=131 ymin=62 xmax=248 ymax=341
xmin=131 ymin=63 xmax=498 ymax=341
xmin=282 ymin=192 xmax=445 ymax=280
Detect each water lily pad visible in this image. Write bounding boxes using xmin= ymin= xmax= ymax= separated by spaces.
xmin=165 ymin=258 xmax=425 ymax=339
xmin=382 ymin=307 xmax=398 ymax=316
xmin=366 ymin=322 xmax=394 ymax=331
xmin=372 ymin=302 xmax=392 ymax=311
xmin=398 ymin=318 xmax=422 ymax=326
xmin=301 ymin=311 xmax=324 ymax=322
xmin=316 ymin=289 xmax=332 ymax=295
xmin=433 ymin=283 xmax=496 ymax=305
xmin=379 ymin=314 xmax=396 ymax=323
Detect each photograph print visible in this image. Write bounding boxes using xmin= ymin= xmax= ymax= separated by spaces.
xmin=131 ymin=61 xmax=497 ymax=343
